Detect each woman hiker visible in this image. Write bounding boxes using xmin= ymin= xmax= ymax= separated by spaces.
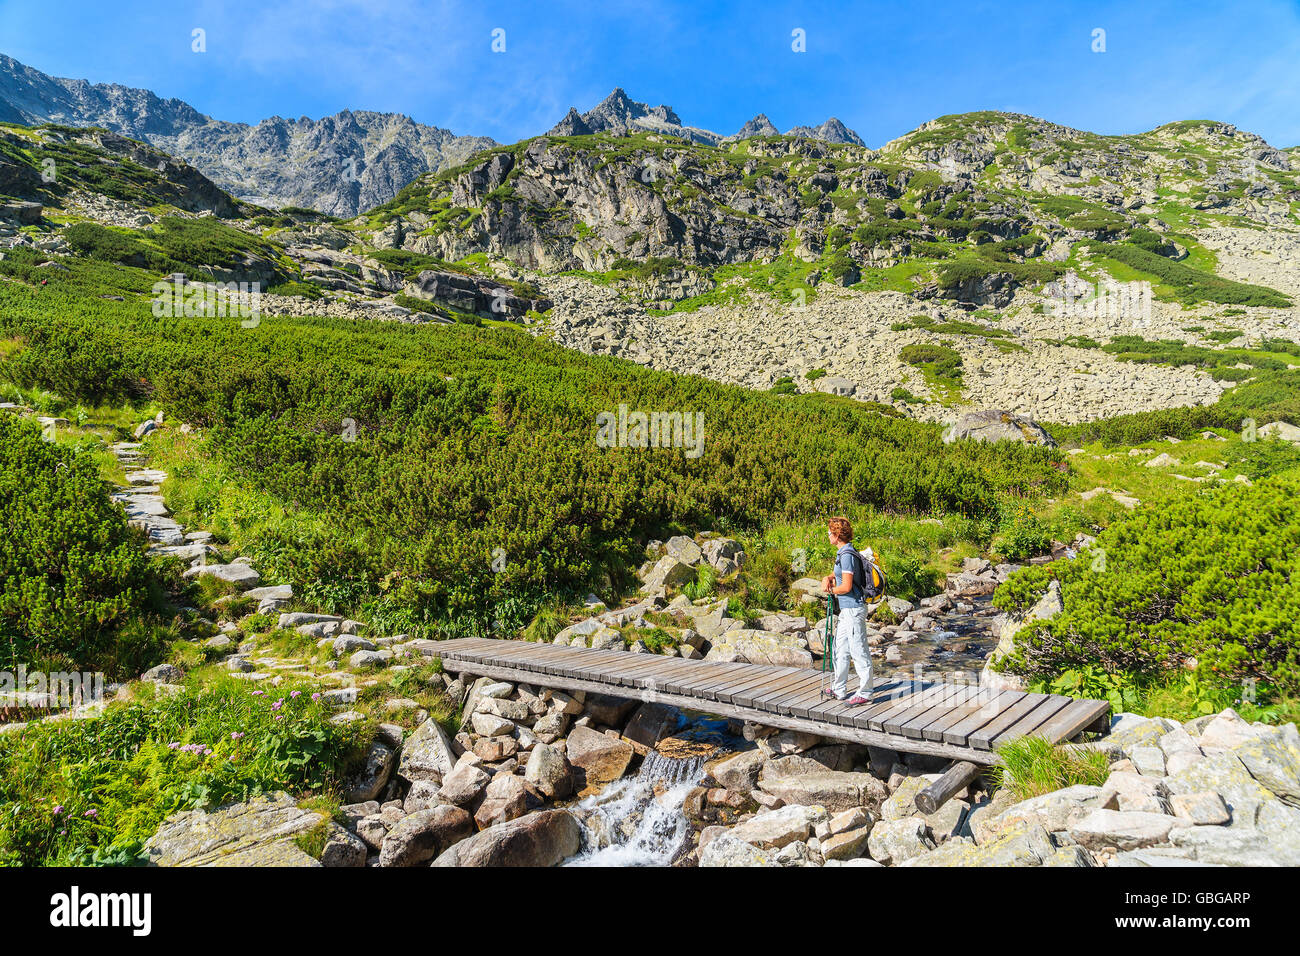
xmin=820 ymin=516 xmax=874 ymax=705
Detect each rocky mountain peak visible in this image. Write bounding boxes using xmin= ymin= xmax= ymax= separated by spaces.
xmin=788 ymin=116 xmax=866 ymax=146
xmin=732 ymin=113 xmax=780 ymax=139
xmin=551 ymin=106 xmax=594 ymax=137
xmin=0 ymin=53 xmax=496 ymax=216
xmin=573 ymin=87 xmax=686 ymax=134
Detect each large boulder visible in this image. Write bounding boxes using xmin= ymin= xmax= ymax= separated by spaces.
xmin=664 ymin=535 xmax=703 ymax=566
xmin=319 ymin=825 xmax=368 ymax=867
xmin=438 ymin=762 xmax=492 ymax=806
xmin=728 ymin=804 xmax=828 ymax=850
xmin=1233 ymin=724 xmax=1300 ymax=803
xmin=1163 ymin=750 xmax=1276 ymax=818
xmin=565 ymin=725 xmax=634 ymax=790
xmin=1198 ymin=708 xmax=1266 ymax=750
xmin=397 ymin=718 xmax=457 ymax=785
xmin=902 ymin=821 xmax=1065 ymax=867
xmin=378 ymin=806 xmax=473 ymax=867
xmin=701 ymin=537 xmax=746 ymax=572
xmin=581 ymin=694 xmax=638 ymax=726
xmin=622 ymin=702 xmax=682 ymax=749
xmin=867 ymin=818 xmax=935 ymax=865
xmin=1167 ymin=820 xmax=1300 ymax=866
xmin=143 ymin=793 xmax=324 ymax=866
xmin=524 ymin=743 xmax=574 ymax=799
xmin=705 ymin=629 xmax=812 ymax=668
xmin=698 ymin=833 xmax=780 ymax=867
xmin=980 ymin=784 xmax=1108 ymax=839
xmin=182 ymin=562 xmax=262 ymax=590
xmin=1068 ymin=809 xmax=1180 ymax=851
xmin=708 ymin=749 xmax=766 ymax=793
xmin=474 ymin=773 xmax=535 ymax=829
xmin=431 ymin=809 xmax=582 ymax=867
xmin=758 ymin=770 xmax=886 ymax=812
xmin=343 ymin=742 xmax=395 ymax=803
xmin=943 ymin=410 xmax=1056 ymax=447
xmin=639 ymin=555 xmax=696 ymax=594
xmin=1259 ymin=421 xmax=1300 ymax=444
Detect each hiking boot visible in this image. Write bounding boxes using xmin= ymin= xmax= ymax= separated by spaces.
xmin=846 ymin=695 xmax=871 ymax=707
xmin=822 ymin=689 xmax=847 ymax=700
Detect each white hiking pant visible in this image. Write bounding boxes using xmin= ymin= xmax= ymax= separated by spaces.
xmin=832 ymin=606 xmax=873 ymax=699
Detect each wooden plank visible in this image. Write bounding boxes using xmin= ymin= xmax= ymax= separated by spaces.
xmin=875 ymin=684 xmax=961 ymax=735
xmin=602 ymin=656 xmax=675 ymax=688
xmin=660 ymin=660 xmax=727 ymax=695
xmin=692 ymin=662 xmax=770 ymax=700
xmin=1032 ymin=697 xmax=1112 ymax=745
xmin=921 ymin=687 xmax=1007 ymax=743
xmin=896 ymin=684 xmax=987 ymax=740
xmin=743 ymin=672 xmax=817 ymax=711
xmin=941 ymin=690 xmax=1025 ymax=746
xmin=783 ymin=681 xmax=854 ymax=719
xmin=635 ymin=657 xmax=706 ymax=691
xmin=634 ymin=658 xmax=702 ymax=694
xmin=989 ymin=695 xmax=1085 ymax=749
xmin=968 ymin=694 xmax=1058 ymax=750
xmin=859 ymin=680 xmax=942 ymax=732
xmin=761 ymin=674 xmax=832 ymax=715
xmin=716 ymin=668 xmax=802 ymax=706
xmin=837 ymin=679 xmax=920 ymax=728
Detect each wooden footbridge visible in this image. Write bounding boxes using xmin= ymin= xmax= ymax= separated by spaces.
xmin=421 ymin=637 xmax=1110 ymax=768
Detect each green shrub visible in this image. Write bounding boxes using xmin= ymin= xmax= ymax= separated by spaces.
xmin=993 ymin=469 xmax=1300 ymax=694
xmin=682 ymin=563 xmax=718 ymax=601
xmin=1089 ymin=241 xmax=1290 ymax=307
xmin=992 ymin=503 xmax=1053 ymax=560
xmin=0 ymin=253 xmax=1070 ymax=637
xmin=900 ymin=343 xmax=963 ymax=387
xmin=0 ymin=415 xmax=160 ymax=674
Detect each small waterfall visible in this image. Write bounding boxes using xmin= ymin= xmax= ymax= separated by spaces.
xmin=564 ymin=749 xmax=710 ymax=867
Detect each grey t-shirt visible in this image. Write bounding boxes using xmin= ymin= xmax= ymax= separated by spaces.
xmin=834 ymin=544 xmax=865 ymax=610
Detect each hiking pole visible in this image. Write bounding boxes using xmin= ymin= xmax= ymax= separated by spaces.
xmin=820 ymin=591 xmax=834 ymax=694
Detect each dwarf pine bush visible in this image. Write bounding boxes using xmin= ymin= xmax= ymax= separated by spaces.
xmin=993 ymin=468 xmax=1300 ymax=694
xmin=0 ymin=415 xmax=158 ymax=674
xmin=0 ymin=252 xmax=1071 ymax=635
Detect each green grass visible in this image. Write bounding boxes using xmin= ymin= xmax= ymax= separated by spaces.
xmin=0 ymin=677 xmax=371 ymax=866
xmin=992 ymin=736 xmax=1110 ymax=801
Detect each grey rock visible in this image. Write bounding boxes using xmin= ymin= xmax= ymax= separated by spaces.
xmin=378 ymin=806 xmax=473 ymax=867
xmin=432 ymin=809 xmax=582 ymax=867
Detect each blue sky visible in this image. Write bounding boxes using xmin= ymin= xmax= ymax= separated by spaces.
xmin=3 ymin=0 xmax=1299 ymax=147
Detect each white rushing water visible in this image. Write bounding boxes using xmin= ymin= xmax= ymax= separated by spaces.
xmin=564 ymin=750 xmax=710 ymax=867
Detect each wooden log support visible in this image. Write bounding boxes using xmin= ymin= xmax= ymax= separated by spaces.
xmin=914 ymin=760 xmax=983 ymax=815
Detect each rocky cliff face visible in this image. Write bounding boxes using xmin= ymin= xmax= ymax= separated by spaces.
xmin=378 ymin=136 xmax=820 ymax=272
xmin=1 ymin=123 xmax=239 ymax=218
xmin=364 ymin=109 xmax=1299 ymax=298
xmin=0 ymin=54 xmax=496 ymax=216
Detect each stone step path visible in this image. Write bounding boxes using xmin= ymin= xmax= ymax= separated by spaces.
xmin=108 ymin=439 xmax=274 ymax=592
